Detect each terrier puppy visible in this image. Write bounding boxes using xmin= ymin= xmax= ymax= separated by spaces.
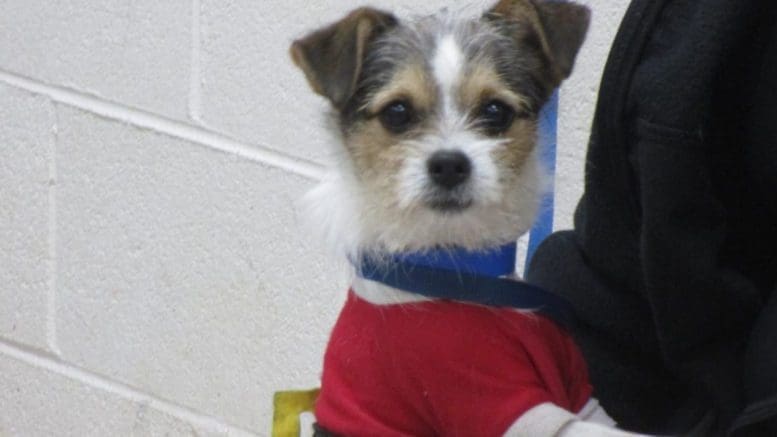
xmin=291 ymin=1 xmax=647 ymax=436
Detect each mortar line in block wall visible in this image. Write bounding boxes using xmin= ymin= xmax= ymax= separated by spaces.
xmin=0 ymin=69 xmax=325 ymax=181
xmin=46 ymin=105 xmax=62 ymax=357
xmin=0 ymin=339 xmax=258 ymax=437
xmin=189 ymin=0 xmax=203 ymax=122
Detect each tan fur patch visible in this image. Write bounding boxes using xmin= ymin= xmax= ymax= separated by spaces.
xmin=366 ymin=64 xmax=437 ymax=115
xmin=346 ymin=64 xmax=438 ymax=207
xmin=344 ymin=120 xmax=407 ymax=210
xmin=458 ymin=64 xmax=531 ymax=115
xmin=457 ymin=63 xmax=536 ymax=174
xmin=496 ymin=119 xmax=538 ymax=174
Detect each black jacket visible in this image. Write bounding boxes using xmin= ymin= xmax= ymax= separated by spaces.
xmin=527 ymin=1 xmax=777 ymax=436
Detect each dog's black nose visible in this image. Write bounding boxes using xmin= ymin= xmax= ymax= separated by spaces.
xmin=427 ymin=151 xmax=471 ymax=189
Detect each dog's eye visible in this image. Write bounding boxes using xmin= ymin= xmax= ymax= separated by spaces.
xmin=478 ymin=100 xmax=516 ymax=135
xmin=379 ymin=101 xmax=415 ymax=133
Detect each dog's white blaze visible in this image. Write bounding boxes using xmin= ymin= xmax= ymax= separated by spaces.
xmin=432 ymin=34 xmax=464 ymax=118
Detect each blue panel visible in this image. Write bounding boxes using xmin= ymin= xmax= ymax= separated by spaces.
xmin=524 ymin=91 xmax=558 ymax=271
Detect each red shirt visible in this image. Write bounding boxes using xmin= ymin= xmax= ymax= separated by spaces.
xmin=315 ymin=290 xmax=593 ymax=437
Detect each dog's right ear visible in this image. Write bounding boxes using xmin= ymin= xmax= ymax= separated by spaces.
xmin=290 ymin=8 xmax=398 ymax=110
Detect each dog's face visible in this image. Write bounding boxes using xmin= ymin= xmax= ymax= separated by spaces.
xmin=291 ymin=0 xmax=589 ymax=254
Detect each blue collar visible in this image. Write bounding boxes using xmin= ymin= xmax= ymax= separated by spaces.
xmin=356 ymin=243 xmax=576 ymax=329
xmin=390 ymin=243 xmax=517 ymax=278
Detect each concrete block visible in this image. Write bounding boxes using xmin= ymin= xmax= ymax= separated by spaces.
xmin=0 ymin=353 xmax=228 ymax=437
xmin=55 ymin=104 xmax=343 ymax=432
xmin=0 ymin=0 xmax=191 ymax=120
xmin=0 ymin=84 xmax=53 ymax=351
xmin=199 ymin=0 xmax=490 ymax=164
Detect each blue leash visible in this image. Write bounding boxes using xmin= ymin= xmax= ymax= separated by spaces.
xmin=525 ymin=90 xmax=559 ymax=271
xmin=357 ymin=244 xmax=576 ymax=329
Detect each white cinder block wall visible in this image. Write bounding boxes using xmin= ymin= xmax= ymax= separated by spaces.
xmin=0 ymin=1 xmax=627 ymax=435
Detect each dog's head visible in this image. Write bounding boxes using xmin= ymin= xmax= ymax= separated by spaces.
xmin=291 ymin=0 xmax=589 ymax=255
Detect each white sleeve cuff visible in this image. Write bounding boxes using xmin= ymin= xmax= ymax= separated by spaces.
xmin=576 ymin=398 xmax=617 ymax=427
xmin=503 ymin=402 xmax=577 ymax=436
xmin=503 ymin=400 xmax=653 ymax=437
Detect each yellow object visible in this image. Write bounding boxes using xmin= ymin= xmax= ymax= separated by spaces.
xmin=272 ymin=388 xmax=321 ymax=437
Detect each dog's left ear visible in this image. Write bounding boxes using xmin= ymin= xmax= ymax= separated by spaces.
xmin=486 ymin=0 xmax=590 ymax=85
xmin=290 ymin=8 xmax=398 ymax=110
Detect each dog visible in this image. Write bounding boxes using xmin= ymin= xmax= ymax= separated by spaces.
xmin=290 ymin=1 xmax=649 ymax=435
